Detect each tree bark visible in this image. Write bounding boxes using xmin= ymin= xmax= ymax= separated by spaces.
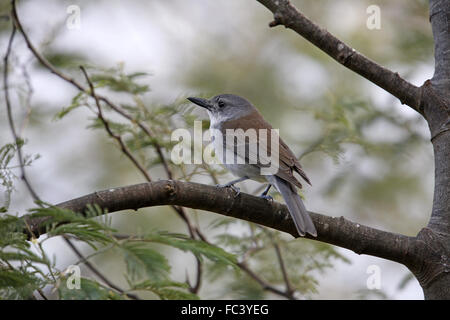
xmin=254 ymin=0 xmax=450 ymax=299
xmin=419 ymin=0 xmax=450 ymax=300
xmin=23 ymin=181 xmax=418 ymax=266
xmin=20 ymin=180 xmax=439 ymax=296
xmin=11 ymin=0 xmax=449 ymax=299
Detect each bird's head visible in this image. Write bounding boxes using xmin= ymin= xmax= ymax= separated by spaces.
xmin=187 ymin=94 xmax=255 ymax=123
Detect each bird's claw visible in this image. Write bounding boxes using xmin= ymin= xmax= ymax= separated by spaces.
xmin=259 ymin=194 xmax=273 ymax=201
xmin=216 ymin=183 xmax=241 ymax=197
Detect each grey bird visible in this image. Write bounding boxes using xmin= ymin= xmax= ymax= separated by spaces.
xmin=187 ymin=94 xmax=317 ymax=237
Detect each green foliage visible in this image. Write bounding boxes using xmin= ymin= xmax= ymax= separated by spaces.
xmin=299 ymin=96 xmax=425 ymax=163
xmin=0 ymin=215 xmax=27 ymax=248
xmin=29 ymin=204 xmax=115 ymax=250
xmin=0 ymin=213 xmax=50 ymax=299
xmin=0 ymin=142 xmax=40 ymax=212
xmin=208 ymin=220 xmax=350 ymax=299
xmin=117 ymin=231 xmax=238 ymax=297
xmin=0 ymin=3 xmax=11 ymax=33
xmin=397 ymin=272 xmax=415 ymax=291
xmin=54 ymin=92 xmax=86 ymax=120
xmin=226 ymin=275 xmax=266 ymax=300
xmin=89 ymin=64 xmax=150 ymax=95
xmin=0 ymin=143 xmax=17 ymax=212
xmin=130 ymin=280 xmax=199 ymax=300
xmin=58 ymin=277 xmax=122 ymax=300
xmin=44 ymin=52 xmax=87 ymax=70
xmin=53 ymin=63 xmax=208 ymax=180
xmin=140 ymin=232 xmax=237 ymax=267
xmin=0 ymin=203 xmax=237 ymax=299
xmin=2 ymin=0 xmax=432 ymax=300
xmin=121 ymin=242 xmax=170 ymax=281
xmin=355 ymin=288 xmax=389 ymax=300
xmin=0 ymin=268 xmax=43 ymax=299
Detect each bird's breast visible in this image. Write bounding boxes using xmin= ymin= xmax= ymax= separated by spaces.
xmin=208 ymin=123 xmax=266 ymax=181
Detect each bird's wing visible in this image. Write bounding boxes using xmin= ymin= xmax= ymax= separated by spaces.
xmin=279 ymin=137 xmax=311 ymax=186
xmin=219 ymin=110 xmax=311 ymax=189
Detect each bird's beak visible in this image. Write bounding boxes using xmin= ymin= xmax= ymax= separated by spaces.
xmin=187 ymin=97 xmax=213 ymax=110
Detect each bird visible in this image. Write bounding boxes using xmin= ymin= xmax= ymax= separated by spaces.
xmin=187 ymin=94 xmax=317 ymax=237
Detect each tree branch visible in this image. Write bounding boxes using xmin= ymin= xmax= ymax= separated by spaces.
xmin=236 ymin=261 xmax=295 ymax=299
xmin=3 ymin=23 xmax=41 ymax=202
xmin=10 ymin=0 xmax=172 ymax=179
xmin=253 ymin=1 xmax=450 ymax=297
xmin=11 ymin=1 xmax=207 ymax=295
xmin=10 ymin=0 xmax=448 ymax=298
xmin=80 ymin=66 xmax=153 ymax=182
xmin=266 ymin=230 xmax=295 ymax=298
xmin=419 ymin=0 xmax=450 ymax=299
xmin=22 ymin=180 xmax=423 ymax=269
xmin=255 ymin=0 xmax=422 ymax=113
xmin=429 ymin=0 xmax=450 ymax=93
xmin=427 ymin=0 xmax=450 ymax=234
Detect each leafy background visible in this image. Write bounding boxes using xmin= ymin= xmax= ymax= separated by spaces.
xmin=0 ymin=0 xmax=433 ymax=299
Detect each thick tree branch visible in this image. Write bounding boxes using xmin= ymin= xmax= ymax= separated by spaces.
xmin=421 ymin=0 xmax=450 ymax=299
xmin=429 ymin=0 xmax=450 ymax=93
xmin=427 ymin=0 xmax=450 ymax=235
xmin=23 ymin=180 xmax=424 ymax=269
xmin=255 ymin=0 xmax=450 ymax=299
xmin=256 ymin=0 xmax=422 ymax=113
xmin=9 ymin=0 xmax=448 ymax=299
xmin=25 ymin=180 xmax=432 ymax=297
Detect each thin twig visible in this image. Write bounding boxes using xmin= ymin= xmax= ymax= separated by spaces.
xmin=187 ymin=217 xmax=295 ymax=299
xmin=3 ymin=22 xmax=40 ymax=202
xmin=189 ymin=256 xmax=202 ymax=294
xmin=80 ymin=66 xmax=153 ymax=182
xmin=79 ymin=65 xmax=204 ymax=293
xmin=11 ymin=4 xmax=202 ymax=290
xmin=19 ymin=56 xmax=35 ymax=135
xmin=11 ymin=0 xmax=172 ymax=179
xmin=11 ymin=0 xmax=285 ymax=297
xmin=5 ymin=14 xmax=141 ymax=298
xmin=256 ymin=0 xmax=422 ymax=112
xmin=273 ymin=242 xmax=294 ymax=295
xmin=236 ymin=261 xmax=295 ymax=299
xmin=265 ymin=230 xmax=295 ymax=297
xmin=81 ymin=64 xmax=206 ymax=292
xmin=63 ymin=236 xmax=139 ymax=300
xmin=203 ymin=168 xmax=294 ymax=298
xmin=36 ymin=289 xmax=48 ymax=300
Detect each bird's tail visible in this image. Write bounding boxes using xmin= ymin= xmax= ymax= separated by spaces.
xmin=269 ymin=176 xmax=317 ymax=237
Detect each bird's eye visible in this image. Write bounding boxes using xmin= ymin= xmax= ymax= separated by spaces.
xmin=218 ymin=100 xmax=225 ymax=108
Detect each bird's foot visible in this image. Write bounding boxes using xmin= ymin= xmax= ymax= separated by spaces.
xmin=259 ymin=194 xmax=273 ymax=201
xmin=216 ymin=183 xmax=241 ymax=197
xmin=259 ymin=184 xmax=273 ymax=201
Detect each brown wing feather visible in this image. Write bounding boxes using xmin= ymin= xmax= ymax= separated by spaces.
xmin=221 ymin=110 xmax=311 ymax=189
xmin=279 ymin=138 xmax=311 ymax=186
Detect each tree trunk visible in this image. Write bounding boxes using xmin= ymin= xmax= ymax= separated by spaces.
xmin=10 ymin=0 xmax=449 ymax=299
xmin=417 ymin=0 xmax=450 ymax=300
